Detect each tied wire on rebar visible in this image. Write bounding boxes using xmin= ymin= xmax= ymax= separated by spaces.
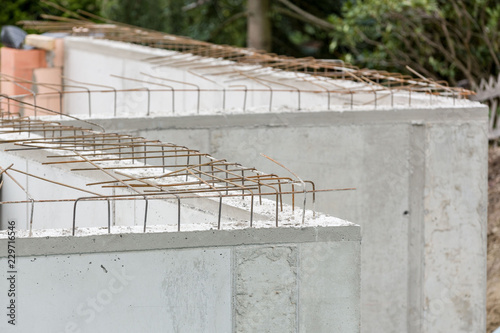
xmin=0 ymin=68 xmax=443 ymax=119
xmin=0 ymin=63 xmax=463 ymax=120
xmin=18 ymin=7 xmax=472 ymax=103
xmin=0 ymin=107 xmax=353 ymax=235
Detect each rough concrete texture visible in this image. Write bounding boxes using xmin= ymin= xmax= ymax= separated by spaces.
xmin=299 ymin=241 xmax=360 ymax=332
xmin=2 ymin=248 xmax=232 ymax=332
xmin=0 ymin=226 xmax=360 ymax=333
xmin=235 ymin=246 xmax=298 ymax=332
xmin=420 ymin=123 xmax=487 ymax=331
xmin=65 ymin=106 xmax=488 ymax=332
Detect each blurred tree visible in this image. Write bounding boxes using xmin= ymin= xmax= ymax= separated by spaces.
xmin=101 ymin=0 xmax=166 ymax=32
xmin=8 ymin=0 xmax=499 ymax=85
xmin=272 ymin=0 xmax=345 ymax=58
xmin=329 ymin=0 xmax=500 ymax=86
xmin=0 ymin=0 xmax=102 ymax=28
xmin=100 ymin=0 xmax=345 ymax=59
xmin=247 ymin=0 xmax=271 ymax=51
xmin=0 ymin=0 xmax=43 ymax=29
xmin=0 ymin=0 xmax=102 ymax=46
xmin=56 ymin=0 xmax=101 ymax=16
xmin=178 ymin=0 xmax=500 ymax=85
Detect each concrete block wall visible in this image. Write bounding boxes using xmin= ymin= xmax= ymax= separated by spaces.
xmin=1 ymin=37 xmax=64 ymax=116
xmin=0 ymin=47 xmax=46 ymax=116
xmin=0 ymin=225 xmax=361 ymax=332
xmin=72 ymin=106 xmax=488 ymax=332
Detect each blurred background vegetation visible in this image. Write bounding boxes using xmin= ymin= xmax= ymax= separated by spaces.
xmin=2 ymin=0 xmax=500 ymax=87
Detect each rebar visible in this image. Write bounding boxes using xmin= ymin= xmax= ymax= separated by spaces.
xmin=0 ymin=112 xmax=354 ymax=234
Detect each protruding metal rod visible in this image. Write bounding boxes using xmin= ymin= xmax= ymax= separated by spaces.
xmin=107 ymin=199 xmax=111 ymax=233
xmin=261 ymin=153 xmax=307 ymax=224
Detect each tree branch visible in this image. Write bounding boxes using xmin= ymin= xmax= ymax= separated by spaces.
xmin=275 ymin=0 xmax=335 ymax=31
xmin=208 ymin=11 xmax=247 ymax=41
xmin=388 ymin=12 xmax=475 ymax=84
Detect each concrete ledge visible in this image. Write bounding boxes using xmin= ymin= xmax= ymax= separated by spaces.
xmin=56 ymin=107 xmax=488 ymax=132
xmin=0 ymin=225 xmax=360 ymax=258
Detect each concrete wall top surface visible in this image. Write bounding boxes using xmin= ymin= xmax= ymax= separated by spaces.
xmin=0 ymin=123 xmax=354 ymax=234
xmin=61 ymin=37 xmax=483 ymax=118
xmin=0 ymin=224 xmax=360 ymax=258
xmin=57 ymin=104 xmax=487 ymax=129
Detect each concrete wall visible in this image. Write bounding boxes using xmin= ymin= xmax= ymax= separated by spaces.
xmin=0 ymin=142 xmax=272 ymax=232
xmin=69 ymin=106 xmax=489 ymax=332
xmin=61 ymin=37 xmax=465 ymax=118
xmin=0 ymin=225 xmax=360 ymax=332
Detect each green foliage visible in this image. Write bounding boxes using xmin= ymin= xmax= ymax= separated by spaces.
xmin=100 ymin=0 xmax=344 ymax=58
xmin=0 ymin=0 xmax=43 ymax=28
xmin=1 ymin=0 xmax=343 ymax=59
xmin=271 ymin=0 xmax=345 ymax=58
xmin=57 ymin=0 xmax=101 ymax=16
xmin=100 ymin=0 xmax=248 ymax=44
xmin=0 ymin=0 xmax=102 ymax=36
xmin=180 ymin=0 xmax=247 ymax=46
xmin=101 ymin=0 xmax=167 ymax=32
xmin=6 ymin=0 xmax=499 ymax=85
xmin=329 ymin=0 xmax=500 ymax=85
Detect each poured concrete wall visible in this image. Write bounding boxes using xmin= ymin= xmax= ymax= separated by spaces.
xmin=0 ymin=143 xmax=270 ymax=231
xmin=0 ymin=225 xmax=360 ymax=332
xmin=69 ymin=105 xmax=489 ymax=332
xmin=50 ymin=36 xmax=489 ymax=332
xmin=62 ymin=37 xmax=464 ymax=118
xmin=64 ymin=37 xmax=314 ymax=117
